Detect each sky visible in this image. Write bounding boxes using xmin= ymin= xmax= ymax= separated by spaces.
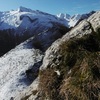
xmin=0 ymin=0 xmax=100 ymax=15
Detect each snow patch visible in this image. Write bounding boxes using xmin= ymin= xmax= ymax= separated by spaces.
xmin=0 ymin=37 xmax=43 ymax=100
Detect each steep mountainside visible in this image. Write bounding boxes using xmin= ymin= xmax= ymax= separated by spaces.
xmin=14 ymin=11 xmax=100 ymax=100
xmin=38 ymin=11 xmax=100 ymax=100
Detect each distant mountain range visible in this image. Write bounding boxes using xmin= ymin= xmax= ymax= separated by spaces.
xmin=57 ymin=11 xmax=95 ymax=27
xmin=0 ymin=6 xmax=95 ymax=30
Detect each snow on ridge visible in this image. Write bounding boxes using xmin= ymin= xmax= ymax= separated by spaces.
xmin=0 ymin=37 xmax=43 ymax=100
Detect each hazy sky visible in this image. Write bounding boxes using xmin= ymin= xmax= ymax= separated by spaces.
xmin=0 ymin=0 xmax=100 ymax=15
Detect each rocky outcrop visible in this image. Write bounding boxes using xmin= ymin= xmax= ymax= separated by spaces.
xmin=16 ymin=11 xmax=100 ymax=100
xmin=38 ymin=11 xmax=100 ymax=100
xmin=41 ymin=11 xmax=100 ymax=70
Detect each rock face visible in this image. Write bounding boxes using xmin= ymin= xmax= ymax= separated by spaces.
xmin=38 ymin=11 xmax=100 ymax=100
xmin=42 ymin=11 xmax=100 ymax=70
xmin=16 ymin=11 xmax=100 ymax=100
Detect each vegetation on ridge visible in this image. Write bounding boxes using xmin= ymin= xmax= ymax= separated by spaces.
xmin=38 ymin=27 xmax=100 ymax=100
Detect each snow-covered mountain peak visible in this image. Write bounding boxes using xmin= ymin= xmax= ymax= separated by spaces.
xmin=56 ymin=11 xmax=95 ymax=27
xmin=57 ymin=13 xmax=82 ymax=27
xmin=17 ymin=6 xmax=34 ymax=12
xmin=57 ymin=13 xmax=71 ymax=19
xmin=0 ymin=7 xmax=95 ymax=31
xmin=0 ymin=7 xmax=70 ymax=30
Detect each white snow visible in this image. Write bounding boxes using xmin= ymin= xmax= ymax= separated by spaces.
xmin=0 ymin=37 xmax=43 ymax=100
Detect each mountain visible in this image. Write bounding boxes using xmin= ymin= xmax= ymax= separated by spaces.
xmin=57 ymin=11 xmax=95 ymax=27
xmin=0 ymin=7 xmax=69 ymax=56
xmin=15 ymin=11 xmax=100 ymax=100
xmin=0 ymin=7 xmax=94 ymax=31
xmin=0 ymin=7 xmax=70 ymax=99
xmin=0 ymin=6 xmax=69 ymax=31
xmin=0 ymin=7 xmax=99 ymax=100
xmin=37 ymin=11 xmax=100 ymax=100
xmin=57 ymin=13 xmax=81 ymax=27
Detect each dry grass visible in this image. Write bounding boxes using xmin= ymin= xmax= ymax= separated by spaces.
xmin=60 ymin=53 xmax=100 ymax=100
xmin=38 ymin=27 xmax=100 ymax=100
xmin=39 ymin=68 xmax=63 ymax=100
